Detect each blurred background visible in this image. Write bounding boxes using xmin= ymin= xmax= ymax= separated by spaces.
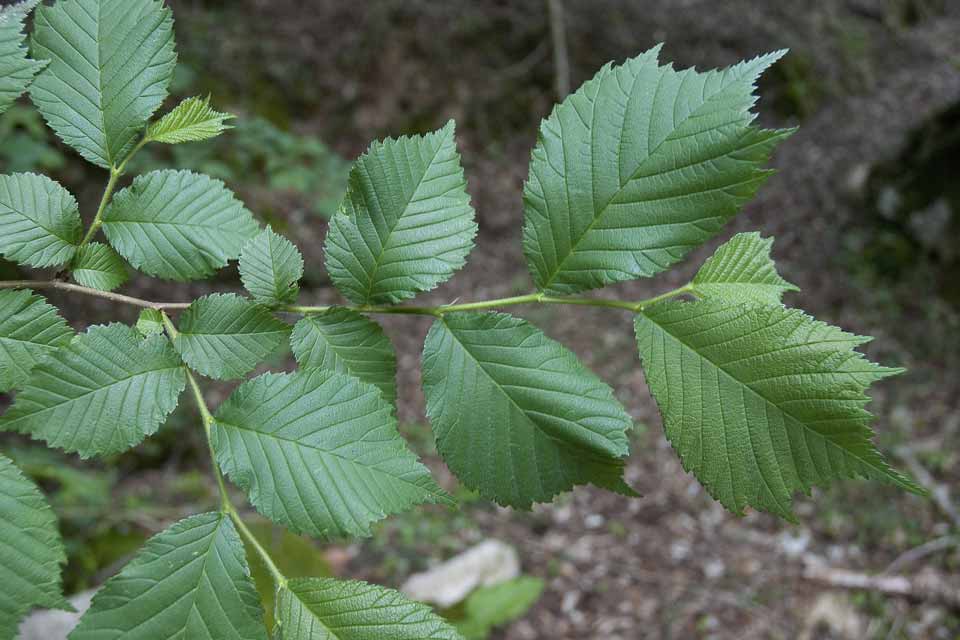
xmin=2 ymin=1 xmax=959 ymax=638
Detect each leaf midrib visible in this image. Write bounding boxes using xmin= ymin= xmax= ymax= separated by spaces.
xmin=439 ymin=321 xmax=625 ymax=460
xmin=355 ymin=128 xmax=450 ymax=303
xmin=214 ymin=418 xmax=445 ymax=499
xmin=538 ymin=67 xmax=754 ymax=291
xmin=643 ymin=313 xmax=913 ymax=490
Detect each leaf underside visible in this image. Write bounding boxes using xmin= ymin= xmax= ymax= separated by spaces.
xmin=692 ymin=232 xmax=798 ymax=304
xmin=421 ymin=312 xmax=635 ymax=508
xmin=0 ymin=289 xmax=73 ymax=393
xmin=174 ymin=293 xmax=289 ymax=380
xmin=103 ymin=170 xmax=260 ymax=281
xmin=522 ymin=45 xmax=792 ymax=295
xmin=212 ymin=369 xmax=450 ymax=540
xmin=291 ymin=308 xmax=397 ymax=404
xmin=70 ymin=512 xmax=267 ymax=640
xmin=325 ymin=120 xmax=477 ymax=305
xmin=0 ymin=0 xmax=44 ymax=116
xmin=635 ymin=300 xmax=924 ymax=521
xmin=277 ymin=577 xmax=463 ymax=640
xmin=0 ymin=453 xmax=68 ymax=640
xmin=71 ymin=242 xmax=129 ymax=292
xmin=0 ymin=173 xmax=81 ymax=268
xmin=0 ymin=323 xmax=186 ymax=459
xmin=239 ymin=227 xmax=304 ymax=306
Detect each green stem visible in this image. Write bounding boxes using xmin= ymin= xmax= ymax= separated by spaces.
xmin=163 ymin=311 xmax=287 ymax=587
xmin=227 ymin=506 xmax=286 ymax=587
xmin=0 ymin=279 xmax=692 ymax=315
xmin=79 ymin=138 xmax=148 ymax=247
xmin=285 ymin=285 xmax=691 ymax=316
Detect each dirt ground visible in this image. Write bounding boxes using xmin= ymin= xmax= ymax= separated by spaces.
xmin=11 ymin=1 xmax=960 ymax=638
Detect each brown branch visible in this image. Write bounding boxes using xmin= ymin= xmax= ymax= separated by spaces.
xmin=0 ymin=280 xmax=192 ymax=310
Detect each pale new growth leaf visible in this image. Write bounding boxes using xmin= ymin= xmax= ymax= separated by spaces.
xmin=70 ymin=512 xmax=267 ymax=640
xmin=71 ymin=242 xmax=128 ymax=292
xmin=421 ymin=312 xmax=635 ymax=508
xmin=635 ymin=300 xmax=924 ymax=521
xmin=103 ymin=170 xmax=260 ymax=281
xmin=0 ymin=0 xmax=44 ymax=116
xmin=291 ymin=309 xmax=397 ymax=403
xmin=0 ymin=173 xmax=81 ymax=268
xmin=325 ymin=120 xmax=477 ymax=305
xmin=691 ymin=232 xmax=798 ymax=304
xmin=174 ymin=293 xmax=289 ymax=380
xmin=29 ymin=0 xmax=176 ymax=169
xmin=211 ymin=369 xmax=451 ymax=539
xmin=0 ymin=453 xmax=68 ymax=639
xmin=239 ymin=227 xmax=304 ymax=306
xmin=135 ymin=308 xmax=164 ymax=337
xmin=0 ymin=323 xmax=186 ymax=458
xmin=146 ymin=95 xmax=234 ymax=145
xmin=0 ymin=289 xmax=72 ymax=393
xmin=523 ymin=46 xmax=793 ymax=295
xmin=276 ymin=578 xmax=463 ymax=640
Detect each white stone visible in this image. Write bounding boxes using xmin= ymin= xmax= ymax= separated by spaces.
xmin=400 ymin=539 xmax=520 ymax=608
xmin=18 ymin=590 xmax=95 ymax=640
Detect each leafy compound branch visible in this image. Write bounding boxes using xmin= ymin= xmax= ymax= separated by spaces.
xmin=0 ymin=1 xmax=926 ymax=638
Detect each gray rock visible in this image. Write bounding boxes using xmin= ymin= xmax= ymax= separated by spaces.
xmin=18 ymin=590 xmax=95 ymax=640
xmin=401 ymin=539 xmax=519 ymax=608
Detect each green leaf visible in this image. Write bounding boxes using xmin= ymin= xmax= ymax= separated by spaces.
xmin=634 ymin=300 xmax=925 ymax=521
xmin=454 ymin=577 xmax=544 ymax=640
xmin=70 ymin=512 xmax=267 ymax=640
xmin=0 ymin=173 xmax=81 ymax=268
xmin=0 ymin=323 xmax=186 ymax=458
xmin=29 ymin=0 xmax=177 ymax=168
xmin=239 ymin=227 xmax=304 ymax=306
xmin=522 ymin=46 xmax=793 ymax=295
xmin=276 ymin=577 xmax=463 ymax=640
xmin=135 ymin=308 xmax=164 ymax=337
xmin=0 ymin=0 xmax=44 ymax=116
xmin=70 ymin=242 xmax=128 ymax=292
xmin=0 ymin=289 xmax=72 ymax=393
xmin=0 ymin=453 xmax=69 ymax=640
xmin=103 ymin=170 xmax=260 ymax=281
xmin=421 ymin=312 xmax=635 ymax=508
xmin=291 ymin=309 xmax=397 ymax=404
xmin=146 ymin=95 xmax=234 ymax=145
xmin=324 ymin=120 xmax=477 ymax=305
xmin=691 ymin=232 xmax=798 ymax=304
xmin=174 ymin=294 xmax=289 ymax=380
xmin=211 ymin=369 xmax=451 ymax=539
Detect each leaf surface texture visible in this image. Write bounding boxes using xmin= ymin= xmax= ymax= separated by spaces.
xmin=174 ymin=294 xmax=289 ymax=380
xmin=70 ymin=512 xmax=267 ymax=640
xmin=212 ymin=369 xmax=450 ymax=539
xmin=634 ymin=300 xmax=923 ymax=520
xmin=0 ymin=453 xmax=68 ymax=640
xmin=0 ymin=289 xmax=72 ymax=393
xmin=522 ymin=46 xmax=791 ymax=294
xmin=325 ymin=121 xmax=477 ymax=305
xmin=30 ymin=0 xmax=177 ymax=168
xmin=276 ymin=578 xmax=462 ymax=640
xmin=0 ymin=323 xmax=186 ymax=458
xmin=103 ymin=170 xmax=259 ymax=281
xmin=291 ymin=309 xmax=396 ymax=403
xmin=421 ymin=312 xmax=635 ymax=508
